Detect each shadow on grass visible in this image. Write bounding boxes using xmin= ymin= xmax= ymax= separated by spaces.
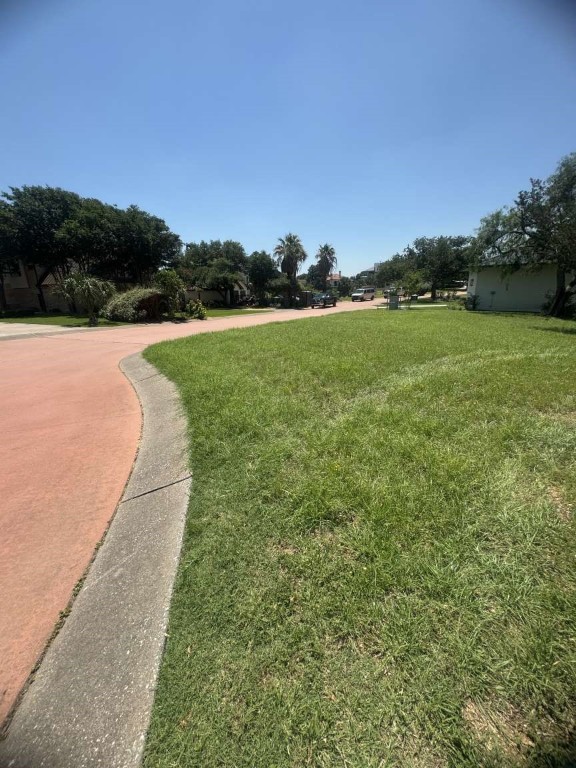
xmin=526 ymin=730 xmax=576 ymax=767
xmin=531 ymin=325 xmax=576 ymax=335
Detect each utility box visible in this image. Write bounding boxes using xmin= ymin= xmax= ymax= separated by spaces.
xmin=388 ymin=294 xmax=399 ymax=310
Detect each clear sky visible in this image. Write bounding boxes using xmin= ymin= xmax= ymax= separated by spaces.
xmin=1 ymin=0 xmax=575 ymax=276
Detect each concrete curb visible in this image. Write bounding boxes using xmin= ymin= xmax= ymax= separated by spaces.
xmin=0 ymin=353 xmax=190 ymax=768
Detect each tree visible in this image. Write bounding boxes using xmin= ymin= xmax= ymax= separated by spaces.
xmin=110 ymin=205 xmax=182 ymax=285
xmin=247 ymin=251 xmax=278 ymax=303
xmin=1 ymin=186 xmax=81 ymax=310
xmin=273 ymin=233 xmax=307 ymax=304
xmin=375 ymin=253 xmax=412 ymax=289
xmin=304 ymin=263 xmax=325 ymax=291
xmin=0 ymin=187 xmax=183 ymax=308
xmin=410 ymin=236 xmax=468 ymax=300
xmin=176 ymin=240 xmax=247 ymax=305
xmin=57 ymin=273 xmax=116 ymax=326
xmin=402 ymin=270 xmax=425 ymax=296
xmin=152 ymin=268 xmax=186 ymax=317
xmin=55 ymin=198 xmax=120 ymax=276
xmin=0 ymin=200 xmax=19 ymax=311
xmin=337 ymin=276 xmax=353 ymax=297
xmin=515 ymin=154 xmax=576 ymax=316
xmin=467 ymin=154 xmax=576 ymax=317
xmin=315 ymin=243 xmax=337 ymax=290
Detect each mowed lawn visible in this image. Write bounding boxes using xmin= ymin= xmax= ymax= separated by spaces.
xmin=143 ymin=311 xmax=576 ymax=767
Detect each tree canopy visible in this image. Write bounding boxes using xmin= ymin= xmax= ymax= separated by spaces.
xmin=274 ymin=233 xmax=307 ymax=303
xmin=375 ymin=236 xmax=468 ymax=299
xmin=247 ymin=251 xmax=278 ymax=302
xmin=468 ymin=153 xmax=576 ymax=315
xmin=176 ymin=240 xmax=247 ymax=304
xmin=315 ymin=243 xmax=337 ymax=291
xmin=0 ymin=185 xmax=182 ymax=309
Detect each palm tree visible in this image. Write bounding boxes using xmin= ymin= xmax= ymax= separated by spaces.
xmin=316 ymin=243 xmax=337 ymax=291
xmin=273 ymin=233 xmax=307 ymax=304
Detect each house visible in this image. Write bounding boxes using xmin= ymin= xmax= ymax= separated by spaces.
xmin=186 ymin=276 xmax=250 ymax=306
xmin=326 ymin=271 xmax=341 ymax=288
xmin=467 ymin=263 xmax=574 ymax=312
xmin=1 ymin=261 xmax=62 ymax=312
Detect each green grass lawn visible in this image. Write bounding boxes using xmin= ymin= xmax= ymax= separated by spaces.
xmin=0 ymin=313 xmax=122 ymax=327
xmin=143 ymin=311 xmax=576 ymax=767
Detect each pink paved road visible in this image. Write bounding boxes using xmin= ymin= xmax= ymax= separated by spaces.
xmin=0 ymin=302 xmax=375 ymax=726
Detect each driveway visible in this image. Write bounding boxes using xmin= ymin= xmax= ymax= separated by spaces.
xmin=0 ymin=301 xmax=376 ymax=727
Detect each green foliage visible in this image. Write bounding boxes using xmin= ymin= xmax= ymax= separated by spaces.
xmin=274 ymin=233 xmax=307 ymax=303
xmin=102 ymin=287 xmax=164 ymax=322
xmin=153 ymin=269 xmax=186 ymax=316
xmin=246 ymin=251 xmax=278 ymax=301
xmin=315 ymin=243 xmax=337 ymax=290
xmin=337 ymin=275 xmax=353 ymax=297
xmin=468 ymin=153 xmax=576 ymax=316
xmin=0 ymin=186 xmax=182 ymax=300
xmin=377 ymin=238 xmax=468 ymax=299
xmin=304 ymin=263 xmax=325 ymax=291
xmin=56 ymin=273 xmax=116 ymax=326
xmin=176 ymin=240 xmax=247 ymax=304
xmin=186 ymin=299 xmax=207 ymax=320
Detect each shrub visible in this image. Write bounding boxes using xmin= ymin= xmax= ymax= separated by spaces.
xmin=57 ymin=273 xmax=116 ymax=326
xmin=152 ymin=269 xmax=186 ymax=317
xmin=186 ymin=300 xmax=207 ymax=320
xmin=103 ymin=288 xmax=164 ymax=323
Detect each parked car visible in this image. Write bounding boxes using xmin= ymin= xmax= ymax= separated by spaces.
xmin=311 ymin=293 xmax=338 ymax=308
xmin=351 ymin=287 xmax=375 ymax=301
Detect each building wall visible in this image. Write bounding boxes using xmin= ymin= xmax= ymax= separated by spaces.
xmin=3 ymin=263 xmax=63 ymax=311
xmin=467 ymin=264 xmax=561 ymax=312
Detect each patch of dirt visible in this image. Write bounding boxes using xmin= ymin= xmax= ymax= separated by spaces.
xmin=268 ymin=542 xmax=298 ymax=556
xmin=463 ymin=700 xmax=534 ymax=764
xmin=549 ymin=486 xmax=573 ymax=521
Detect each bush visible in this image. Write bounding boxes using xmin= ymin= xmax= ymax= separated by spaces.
xmin=57 ymin=273 xmax=116 ymax=326
xmin=186 ymin=300 xmax=207 ymax=320
xmin=152 ymin=269 xmax=186 ymax=317
xmin=447 ymin=297 xmax=466 ymax=311
xmin=103 ymin=288 xmax=164 ymax=323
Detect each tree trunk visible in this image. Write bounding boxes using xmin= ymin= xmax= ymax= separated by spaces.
xmin=430 ymin=286 xmax=437 ymax=302
xmin=0 ymin=275 xmax=7 ymax=312
xmin=33 ymin=266 xmax=49 ymax=313
xmin=548 ymin=267 xmax=567 ymax=317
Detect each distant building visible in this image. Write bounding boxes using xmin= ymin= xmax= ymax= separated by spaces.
xmin=326 ymin=271 xmax=342 ymax=288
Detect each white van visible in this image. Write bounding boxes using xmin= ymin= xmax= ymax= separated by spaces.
xmin=351 ymin=287 xmax=376 ymax=302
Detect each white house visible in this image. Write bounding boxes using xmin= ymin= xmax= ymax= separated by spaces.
xmin=467 ymin=263 xmax=574 ymax=313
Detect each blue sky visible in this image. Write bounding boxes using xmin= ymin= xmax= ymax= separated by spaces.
xmin=1 ymin=0 xmax=575 ymax=276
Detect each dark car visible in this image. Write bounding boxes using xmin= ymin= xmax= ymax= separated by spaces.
xmin=311 ymin=293 xmax=338 ymax=308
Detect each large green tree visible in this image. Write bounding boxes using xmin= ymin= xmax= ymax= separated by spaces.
xmin=467 ymin=153 xmax=576 ymax=317
xmin=0 ymin=187 xmax=183 ymax=308
xmin=304 ymin=263 xmax=325 ymax=291
xmin=1 ymin=186 xmax=81 ymax=310
xmin=177 ymin=240 xmax=247 ymax=305
xmin=409 ymin=236 xmax=468 ymax=300
xmin=0 ymin=200 xmax=19 ymax=311
xmin=273 ymin=233 xmax=307 ymax=303
xmin=515 ymin=154 xmax=576 ymax=315
xmin=315 ymin=243 xmax=337 ymax=290
xmin=247 ymin=251 xmax=278 ymax=302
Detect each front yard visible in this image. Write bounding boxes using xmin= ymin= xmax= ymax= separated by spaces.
xmin=143 ymin=311 xmax=576 ymax=767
